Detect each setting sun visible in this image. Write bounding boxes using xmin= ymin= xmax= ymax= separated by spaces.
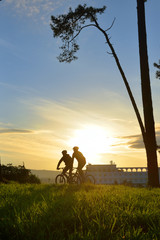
xmin=68 ymin=125 xmax=115 ymax=164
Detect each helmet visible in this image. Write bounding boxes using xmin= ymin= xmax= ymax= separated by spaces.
xmin=73 ymin=146 xmax=79 ymax=151
xmin=62 ymin=150 xmax=67 ymax=154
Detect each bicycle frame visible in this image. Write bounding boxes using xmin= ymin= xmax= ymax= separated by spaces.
xmin=58 ymin=167 xmax=79 ymax=183
xmin=56 ymin=168 xmax=95 ymax=184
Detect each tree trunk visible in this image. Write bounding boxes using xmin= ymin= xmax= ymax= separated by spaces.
xmin=137 ymin=0 xmax=159 ymax=187
xmin=92 ymin=17 xmax=146 ymax=142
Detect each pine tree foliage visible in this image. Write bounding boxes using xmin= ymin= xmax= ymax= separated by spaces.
xmin=154 ymin=60 xmax=160 ymax=79
xmin=50 ymin=4 xmax=106 ymax=62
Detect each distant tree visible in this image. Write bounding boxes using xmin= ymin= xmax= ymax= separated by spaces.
xmin=1 ymin=164 xmax=40 ymax=184
xmin=154 ymin=60 xmax=160 ymax=79
xmin=51 ymin=2 xmax=159 ymax=187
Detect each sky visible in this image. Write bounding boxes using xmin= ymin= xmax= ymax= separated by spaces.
xmin=0 ymin=0 xmax=160 ymax=170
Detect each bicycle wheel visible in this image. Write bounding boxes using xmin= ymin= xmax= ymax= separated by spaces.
xmin=55 ymin=174 xmax=66 ymax=184
xmin=72 ymin=175 xmax=81 ymax=184
xmin=85 ymin=175 xmax=96 ymax=184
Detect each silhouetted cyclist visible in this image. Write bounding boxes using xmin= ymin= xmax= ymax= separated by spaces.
xmin=72 ymin=146 xmax=86 ymax=179
xmin=57 ymin=150 xmax=73 ymax=178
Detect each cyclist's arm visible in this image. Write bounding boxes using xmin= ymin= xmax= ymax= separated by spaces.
xmin=57 ymin=158 xmax=63 ymax=170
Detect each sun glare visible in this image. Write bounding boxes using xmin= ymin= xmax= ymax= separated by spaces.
xmin=68 ymin=125 xmax=115 ymax=164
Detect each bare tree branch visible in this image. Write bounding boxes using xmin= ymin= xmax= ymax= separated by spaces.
xmin=107 ymin=51 xmax=113 ymax=55
xmin=69 ymin=24 xmax=96 ymax=43
xmin=105 ymin=18 xmax=116 ymax=32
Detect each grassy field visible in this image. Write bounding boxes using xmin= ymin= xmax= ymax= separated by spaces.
xmin=0 ymin=184 xmax=160 ymax=240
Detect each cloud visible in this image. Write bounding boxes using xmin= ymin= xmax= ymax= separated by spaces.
xmin=21 ymin=95 xmax=143 ymax=148
xmin=0 ymin=128 xmax=33 ymax=134
xmin=0 ymin=122 xmax=13 ymax=128
xmin=124 ymin=135 xmax=144 ymax=149
xmin=115 ymin=126 xmax=160 ymax=150
xmin=4 ymin=0 xmax=68 ymax=23
xmin=0 ymin=81 xmax=39 ymax=96
xmin=24 ymin=98 xmax=101 ymax=130
xmin=0 ymin=127 xmax=61 ymax=169
xmin=1 ymin=95 xmax=159 ymax=169
xmin=26 ymin=95 xmax=135 ymax=126
xmin=0 ymin=38 xmax=14 ymax=48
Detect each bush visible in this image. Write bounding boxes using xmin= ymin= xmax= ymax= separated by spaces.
xmin=0 ymin=164 xmax=40 ymax=184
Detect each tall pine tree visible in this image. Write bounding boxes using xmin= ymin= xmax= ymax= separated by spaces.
xmin=51 ymin=2 xmax=159 ymax=187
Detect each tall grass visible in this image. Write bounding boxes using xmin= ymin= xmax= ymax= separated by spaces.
xmin=0 ymin=183 xmax=160 ymax=240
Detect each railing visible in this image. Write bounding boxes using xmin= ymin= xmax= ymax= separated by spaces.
xmin=117 ymin=167 xmax=147 ymax=172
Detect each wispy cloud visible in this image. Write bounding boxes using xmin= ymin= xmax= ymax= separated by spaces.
xmin=2 ymin=96 xmax=159 ymax=169
xmin=0 ymin=128 xmax=33 ymax=134
xmin=21 ymin=95 xmax=142 ymax=147
xmin=0 ymin=38 xmax=14 ymax=49
xmin=4 ymin=0 xmax=68 ymax=23
xmin=115 ymin=126 xmax=160 ymax=150
xmin=0 ymin=127 xmax=61 ymax=169
xmin=25 ymin=96 xmax=135 ymax=127
xmin=0 ymin=81 xmax=39 ymax=96
xmin=0 ymin=122 xmax=13 ymax=128
xmin=121 ymin=134 xmax=144 ymax=149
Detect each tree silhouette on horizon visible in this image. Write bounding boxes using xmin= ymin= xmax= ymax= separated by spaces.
xmin=50 ymin=1 xmax=159 ymax=187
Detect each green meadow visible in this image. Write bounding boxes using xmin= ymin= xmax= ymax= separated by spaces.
xmin=0 ymin=184 xmax=160 ymax=240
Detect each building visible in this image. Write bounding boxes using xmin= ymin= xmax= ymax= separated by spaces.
xmin=86 ymin=163 xmax=160 ymax=186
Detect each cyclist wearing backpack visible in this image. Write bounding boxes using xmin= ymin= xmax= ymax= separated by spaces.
xmin=72 ymin=146 xmax=86 ymax=178
xmin=57 ymin=150 xmax=73 ymax=177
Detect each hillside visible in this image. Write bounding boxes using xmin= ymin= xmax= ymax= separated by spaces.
xmin=31 ymin=169 xmax=59 ymax=183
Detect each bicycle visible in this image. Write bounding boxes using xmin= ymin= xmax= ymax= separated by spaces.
xmin=55 ymin=168 xmax=79 ymax=184
xmin=55 ymin=167 xmax=96 ymax=184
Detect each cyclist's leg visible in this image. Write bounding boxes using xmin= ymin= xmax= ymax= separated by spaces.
xmin=77 ymin=161 xmax=85 ymax=181
xmin=67 ymin=161 xmax=73 ymax=182
xmin=62 ymin=166 xmax=68 ymax=175
xmin=69 ymin=162 xmax=73 ymax=178
xmin=63 ymin=165 xmax=71 ymax=183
